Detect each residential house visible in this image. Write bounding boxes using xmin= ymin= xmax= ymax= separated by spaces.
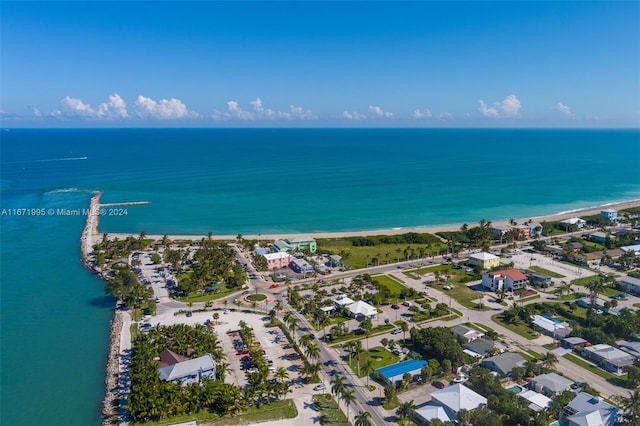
xmin=562 ymin=217 xmax=587 ymax=228
xmin=328 ymin=254 xmax=343 ymax=267
xmin=528 ymin=271 xmax=553 ymax=287
xmin=450 ymin=325 xmax=483 ymax=342
xmin=376 ymin=359 xmax=427 ymax=385
xmin=590 ymin=232 xmax=613 ymax=244
xmin=262 ymin=252 xmax=294 ymax=269
xmin=481 ymin=269 xmax=529 ymax=292
xmin=562 ymin=337 xmax=588 ymax=349
xmin=463 ymin=338 xmax=495 ymax=358
xmin=530 ymin=373 xmax=574 ymax=397
xmin=468 ymin=252 xmax=500 ymax=270
xmin=415 ymin=384 xmax=487 ymax=425
xmin=620 ymin=244 xmax=640 ymax=255
xmin=518 ymin=390 xmax=552 ymax=412
xmin=289 ymin=258 xmax=314 ymax=273
xmin=601 ymin=209 xmax=617 ymax=221
xmin=158 ymin=353 xmax=217 ymax=385
xmin=617 ymin=275 xmax=640 ymax=296
xmin=286 ymin=237 xmax=317 ymax=253
xmin=481 ymin=352 xmax=526 ymax=376
xmin=616 ymin=340 xmax=640 ymax=359
xmin=512 ymin=225 xmax=531 ymax=240
xmin=575 ymin=251 xmax=603 ymax=267
xmin=531 ymin=315 xmax=571 ymax=339
xmin=528 ymin=222 xmax=543 ymax=238
xmin=576 ymin=297 xmax=607 ymax=310
xmin=583 ymin=344 xmax=635 ymax=375
xmin=562 ymin=392 xmax=620 ymax=426
xmin=491 ymin=226 xmax=512 ymax=241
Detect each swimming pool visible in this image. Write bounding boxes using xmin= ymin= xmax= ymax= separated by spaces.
xmin=507 ymin=385 xmax=524 ymax=394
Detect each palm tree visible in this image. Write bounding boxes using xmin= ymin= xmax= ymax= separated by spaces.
xmin=619 ymin=389 xmax=640 ymax=426
xmin=212 ymin=312 xmax=220 ymax=325
xmin=354 ymin=410 xmax=372 ymax=426
xmin=330 ymin=375 xmax=344 ymax=398
xmin=305 ymin=343 xmax=320 ymax=361
xmin=585 ymin=278 xmax=606 ymax=311
xmin=362 ymin=358 xmax=374 ymax=387
xmin=541 ymin=352 xmax=559 ymax=369
xmin=395 ymin=400 xmax=417 ymax=425
xmin=399 ymin=320 xmax=409 ymax=342
xmin=274 ymin=366 xmax=289 ymax=383
xmin=341 ymin=388 xmax=356 ymax=420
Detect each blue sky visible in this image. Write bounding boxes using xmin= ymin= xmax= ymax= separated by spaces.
xmin=1 ymin=1 xmax=639 ymax=127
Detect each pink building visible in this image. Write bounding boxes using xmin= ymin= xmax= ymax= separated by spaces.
xmin=262 ymin=252 xmax=293 ymax=269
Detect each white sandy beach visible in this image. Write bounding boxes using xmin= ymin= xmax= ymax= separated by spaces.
xmin=105 ymin=199 xmax=640 ymax=242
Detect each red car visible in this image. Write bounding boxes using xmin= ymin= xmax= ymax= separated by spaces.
xmin=241 ymin=355 xmax=252 ymax=361
xmin=269 ymin=284 xmax=279 ymax=289
xmin=237 ymin=349 xmax=250 ymax=355
xmin=433 ymin=381 xmax=446 ymax=389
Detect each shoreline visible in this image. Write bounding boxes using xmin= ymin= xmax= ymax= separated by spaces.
xmin=79 ymin=192 xmax=123 ymax=425
xmin=106 ymin=198 xmax=640 ymax=242
xmin=83 ymin=195 xmax=639 ymax=425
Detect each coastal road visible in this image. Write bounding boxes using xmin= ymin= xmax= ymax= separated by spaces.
xmin=286 ymin=308 xmax=391 ymax=425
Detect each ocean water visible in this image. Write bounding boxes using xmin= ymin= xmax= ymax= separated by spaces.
xmin=1 ymin=128 xmax=639 ymax=424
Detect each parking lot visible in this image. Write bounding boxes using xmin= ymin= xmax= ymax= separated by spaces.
xmin=149 ymin=309 xmax=308 ymax=388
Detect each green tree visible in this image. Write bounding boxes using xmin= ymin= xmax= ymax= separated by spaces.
xmin=341 ymin=388 xmax=356 ymax=420
xmin=354 ymin=410 xmax=372 ymax=426
xmin=384 ymin=384 xmax=396 ymax=405
xmin=541 ymin=351 xmax=559 ymax=369
xmin=396 ymin=400 xmax=417 ymax=425
xmin=619 ymin=389 xmax=640 ymax=426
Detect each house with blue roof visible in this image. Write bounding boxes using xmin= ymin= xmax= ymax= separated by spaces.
xmin=376 ymin=359 xmax=427 ymax=384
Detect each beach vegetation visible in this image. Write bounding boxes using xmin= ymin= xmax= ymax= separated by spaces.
xmin=312 ymin=394 xmax=349 ymax=425
xmin=105 ymin=268 xmax=153 ymax=308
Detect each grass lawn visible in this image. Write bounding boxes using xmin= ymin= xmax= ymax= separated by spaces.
xmin=133 ymin=399 xmax=298 ymax=426
xmin=383 ymin=395 xmax=401 ymax=410
xmin=570 ymin=276 xmax=602 ymax=286
xmin=518 ymin=294 xmax=541 ymax=303
xmin=563 ymin=353 xmax=625 ymax=381
xmin=528 ymin=265 xmax=565 ymax=278
xmin=464 ymin=322 xmax=494 ymax=333
xmin=312 ymin=394 xmax=349 ymax=425
xmin=491 ymin=314 xmax=537 ymax=340
xmin=246 ymin=293 xmax=267 ymax=302
xmin=315 ymin=238 xmax=446 ymax=270
xmin=372 ymin=274 xmax=409 ymax=297
xmin=347 ymin=346 xmax=400 ymax=378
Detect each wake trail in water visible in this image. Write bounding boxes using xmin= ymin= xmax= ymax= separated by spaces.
xmin=2 ymin=156 xmax=88 ymax=164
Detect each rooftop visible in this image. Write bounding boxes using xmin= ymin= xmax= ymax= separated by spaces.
xmin=376 ymin=359 xmax=427 ymax=380
xmin=488 ymin=269 xmax=528 ymax=281
xmin=470 ymin=252 xmax=498 ymax=261
xmin=431 ymin=383 xmax=487 ymax=413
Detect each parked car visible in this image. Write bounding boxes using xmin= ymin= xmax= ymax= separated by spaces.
xmin=402 ymin=301 xmax=411 ymax=307
xmin=391 ymin=328 xmax=402 ymax=335
xmin=391 ymin=304 xmax=400 ymax=309
xmin=269 ymin=284 xmax=279 ymax=289
xmin=433 ymin=381 xmax=446 ymax=389
xmin=313 ymin=384 xmax=326 ymax=391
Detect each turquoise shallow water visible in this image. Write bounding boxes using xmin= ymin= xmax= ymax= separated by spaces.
xmin=1 ymin=128 xmax=639 ymax=424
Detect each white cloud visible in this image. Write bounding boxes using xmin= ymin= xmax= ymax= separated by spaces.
xmin=134 ymin=95 xmax=196 ymax=119
xmin=213 ymin=98 xmax=314 ymax=121
xmin=97 ymin=94 xmax=128 ymax=118
xmin=479 ymin=94 xmax=521 ymax=118
xmin=49 ymin=94 xmax=128 ymax=119
xmin=555 ymin=102 xmax=576 ymax=118
xmin=342 ymin=111 xmax=367 ymax=120
xmin=439 ymin=112 xmax=453 ymax=119
xmin=413 ymin=108 xmax=432 ymax=119
xmin=58 ymin=96 xmax=97 ymax=117
xmin=479 ymin=100 xmax=499 ymax=118
xmin=499 ymin=94 xmax=521 ymax=117
xmin=32 ymin=108 xmax=42 ymax=117
xmin=368 ymin=105 xmax=393 ymax=118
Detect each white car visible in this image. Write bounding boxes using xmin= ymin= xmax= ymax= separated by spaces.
xmin=313 ymin=384 xmax=326 ymax=391
xmin=402 ymin=301 xmax=411 ymax=307
xmin=391 ymin=328 xmax=402 ymax=335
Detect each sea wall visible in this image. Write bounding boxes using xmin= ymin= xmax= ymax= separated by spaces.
xmin=79 ymin=192 xmax=126 ymax=425
xmin=101 ymin=311 xmax=123 ymax=425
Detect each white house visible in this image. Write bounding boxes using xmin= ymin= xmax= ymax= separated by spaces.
xmin=415 ymin=384 xmax=487 ymax=425
xmin=346 ymin=300 xmax=377 ymax=319
xmin=158 ymin=353 xmax=217 ymax=385
xmin=561 ymin=217 xmax=587 ymax=228
xmin=562 ymin=392 xmax=620 ymax=426
xmin=481 ymin=269 xmax=529 ymax=291
xmin=600 ymin=209 xmax=617 ymax=221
